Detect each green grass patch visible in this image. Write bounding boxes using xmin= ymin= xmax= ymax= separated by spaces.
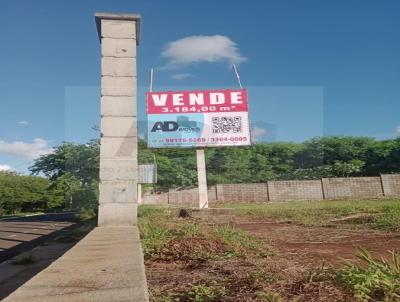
xmin=249 ymin=269 xmax=280 ymax=285
xmin=337 ymin=248 xmax=400 ymax=301
xmin=139 ymin=222 xmax=175 ymax=258
xmin=213 ymin=225 xmax=275 ymax=258
xmin=255 ymin=290 xmax=283 ymax=302
xmin=138 ymin=205 xmax=274 ymax=261
xmin=138 ymin=205 xmax=177 ymax=257
xmin=221 ymin=198 xmax=400 ymax=230
xmin=152 ymin=282 xmax=226 ymax=302
xmin=139 ymin=207 xmax=227 ymax=261
xmin=138 ymin=205 xmax=170 ymax=218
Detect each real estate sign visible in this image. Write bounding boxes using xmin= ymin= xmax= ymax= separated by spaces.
xmin=147 ymin=89 xmax=251 ymax=148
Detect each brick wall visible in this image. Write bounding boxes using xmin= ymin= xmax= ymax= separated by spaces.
xmin=168 ymin=188 xmax=198 ymax=206
xmin=268 ymin=180 xmax=323 ymax=201
xmin=322 ymin=177 xmax=383 ymax=199
xmin=216 ymin=183 xmax=268 ymax=202
xmin=141 ymin=191 xmax=168 ymax=205
xmin=141 ymin=174 xmax=400 ymax=204
xmin=141 ymin=186 xmax=217 ymax=205
xmin=208 ymin=186 xmax=217 ymax=202
xmin=381 ymin=174 xmax=400 ymax=196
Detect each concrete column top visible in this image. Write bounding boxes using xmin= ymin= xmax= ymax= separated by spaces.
xmin=95 ymin=12 xmax=141 ymax=45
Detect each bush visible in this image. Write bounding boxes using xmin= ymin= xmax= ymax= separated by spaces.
xmin=76 ymin=207 xmax=97 ymax=221
xmin=337 ymin=248 xmax=400 ymax=301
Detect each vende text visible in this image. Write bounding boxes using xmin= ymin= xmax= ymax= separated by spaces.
xmin=147 ymin=89 xmax=248 ymax=114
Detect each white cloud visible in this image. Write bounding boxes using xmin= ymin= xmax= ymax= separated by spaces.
xmin=171 ymin=73 xmax=194 ymax=80
xmin=18 ymin=120 xmax=29 ymax=126
xmin=0 ymin=164 xmax=13 ymax=171
xmin=161 ymin=35 xmax=246 ymax=68
xmin=251 ymin=126 xmax=267 ymax=142
xmin=396 ymin=126 xmax=400 ymax=134
xmin=0 ymin=138 xmax=52 ymax=160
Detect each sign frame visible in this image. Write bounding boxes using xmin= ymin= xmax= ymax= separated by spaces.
xmin=146 ymin=88 xmax=251 ymax=149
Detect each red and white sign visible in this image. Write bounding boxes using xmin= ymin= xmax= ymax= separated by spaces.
xmin=147 ymin=89 xmax=251 ymax=148
xmin=147 ymin=89 xmax=248 ymax=114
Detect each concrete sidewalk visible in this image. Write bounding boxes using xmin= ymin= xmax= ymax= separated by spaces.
xmin=3 ymin=227 xmax=149 ymax=302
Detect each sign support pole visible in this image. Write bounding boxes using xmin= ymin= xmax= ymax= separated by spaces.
xmin=149 ymin=68 xmax=154 ymax=92
xmin=232 ymin=64 xmax=243 ymax=89
xmin=196 ymin=148 xmax=209 ymax=209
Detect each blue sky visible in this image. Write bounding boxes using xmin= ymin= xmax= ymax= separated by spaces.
xmin=0 ymin=0 xmax=399 ymax=173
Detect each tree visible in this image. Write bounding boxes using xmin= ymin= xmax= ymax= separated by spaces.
xmin=29 ymin=140 xmax=100 ymax=211
xmin=294 ymin=136 xmax=374 ymax=169
xmin=30 ymin=140 xmax=100 ymax=186
xmin=24 ymin=135 xmax=400 ymax=203
xmin=0 ymin=171 xmax=62 ymax=215
xmin=138 ymin=136 xmax=400 ymax=186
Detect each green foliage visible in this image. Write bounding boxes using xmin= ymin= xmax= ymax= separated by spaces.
xmin=213 ymin=225 xmax=274 ymax=257
xmin=138 ymin=205 xmax=274 ymax=261
xmin=28 ymin=140 xmax=100 ymax=213
xmin=76 ymin=207 xmax=97 ymax=221
xmin=140 ymin=222 xmax=175 ymax=257
xmin=155 ymin=283 xmax=227 ymax=302
xmin=171 ymin=222 xmax=200 ymax=238
xmin=138 ymin=205 xmax=169 ymax=218
xmin=3 ymin=135 xmax=399 ymax=215
xmin=1 ymin=139 xmax=100 ymax=215
xmin=138 ymin=136 xmax=400 ymax=188
xmin=255 ymin=290 xmax=283 ymax=302
xmin=30 ymin=140 xmax=99 ymax=185
xmin=138 ymin=206 xmax=176 ymax=257
xmin=337 ymin=248 xmax=400 ymax=301
xmin=249 ymin=270 xmax=280 ymax=286
xmin=0 ymin=171 xmax=63 ymax=215
xmin=183 ymin=283 xmax=226 ymax=302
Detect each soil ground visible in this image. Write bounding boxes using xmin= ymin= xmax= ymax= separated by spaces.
xmin=143 ymin=206 xmax=400 ymax=302
xmin=235 ymin=217 xmax=400 ymax=266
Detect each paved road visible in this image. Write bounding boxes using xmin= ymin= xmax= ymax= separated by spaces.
xmin=0 ymin=213 xmax=77 ymax=263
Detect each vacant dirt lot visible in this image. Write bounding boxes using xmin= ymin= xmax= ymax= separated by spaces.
xmin=140 ymin=200 xmax=400 ymax=302
xmin=236 ymin=218 xmax=400 ymax=266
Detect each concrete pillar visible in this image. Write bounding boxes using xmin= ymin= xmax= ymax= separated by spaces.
xmin=196 ymin=149 xmax=209 ymax=208
xmin=95 ymin=13 xmax=141 ymax=226
xmin=216 ymin=184 xmax=224 ymax=201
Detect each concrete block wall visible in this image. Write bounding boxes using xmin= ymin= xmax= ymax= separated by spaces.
xmin=380 ymin=174 xmax=400 ymax=197
xmin=141 ymin=187 xmax=217 ymax=206
xmin=172 ymin=187 xmax=219 ymax=203
xmin=208 ymin=186 xmax=217 ymax=202
xmin=268 ymin=180 xmax=323 ymax=201
xmin=97 ymin=16 xmax=140 ymax=226
xmin=168 ymin=188 xmax=198 ymax=206
xmin=322 ymin=176 xmax=383 ymax=199
xmin=142 ymin=191 xmax=169 ymax=205
xmin=140 ymin=174 xmax=400 ymax=205
xmin=216 ymin=183 xmax=268 ymax=202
